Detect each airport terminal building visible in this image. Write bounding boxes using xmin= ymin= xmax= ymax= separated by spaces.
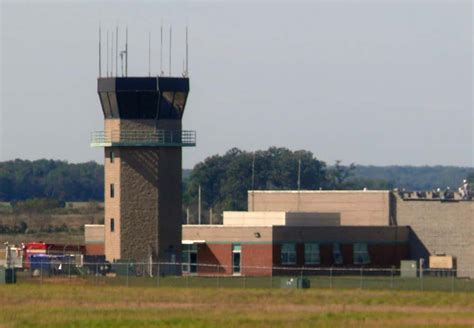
xmin=181 ymin=190 xmax=473 ymax=277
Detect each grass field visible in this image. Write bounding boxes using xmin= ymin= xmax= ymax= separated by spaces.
xmin=1 ymin=283 xmax=474 ymax=327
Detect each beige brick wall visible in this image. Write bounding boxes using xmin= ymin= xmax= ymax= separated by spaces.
xmin=395 ymin=196 xmax=474 ymax=277
xmin=84 ymin=224 xmax=105 ymax=244
xmin=249 ymin=191 xmax=390 ymax=226
xmin=104 ymin=147 xmax=121 ymax=261
xmin=105 ymin=119 xmax=181 ymax=133
xmin=183 ymin=225 xmax=273 ymax=243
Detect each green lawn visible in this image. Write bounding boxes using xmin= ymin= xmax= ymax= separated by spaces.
xmin=15 ymin=271 xmax=474 ymax=293
xmin=1 ymin=283 xmax=474 ymax=327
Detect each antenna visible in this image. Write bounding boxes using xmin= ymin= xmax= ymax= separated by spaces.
xmin=185 ymin=25 xmax=188 ymax=77
xmin=99 ymin=23 xmax=102 ymax=77
xmin=116 ymin=25 xmax=119 ymax=77
xmin=106 ymin=30 xmax=109 ymax=77
xmin=111 ymin=30 xmax=114 ymax=76
xmin=160 ymin=22 xmax=163 ymax=75
xmin=125 ymin=26 xmax=128 ymax=77
xmin=148 ymin=31 xmax=151 ymax=76
xmin=169 ymin=26 xmax=172 ymax=76
xmin=120 ymin=51 xmax=125 ymax=76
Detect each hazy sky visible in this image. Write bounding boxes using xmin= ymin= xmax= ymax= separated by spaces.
xmin=1 ymin=1 xmax=472 ymax=168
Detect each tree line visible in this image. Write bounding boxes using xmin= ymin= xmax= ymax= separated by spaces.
xmin=0 ymin=159 xmax=103 ymax=201
xmin=0 ymin=151 xmax=472 ymax=213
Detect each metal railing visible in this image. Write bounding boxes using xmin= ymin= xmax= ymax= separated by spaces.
xmin=11 ymin=261 xmax=474 ymax=292
xmin=90 ymin=130 xmax=196 ymax=147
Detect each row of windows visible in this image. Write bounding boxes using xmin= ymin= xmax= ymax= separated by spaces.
xmin=281 ymin=243 xmax=371 ymax=265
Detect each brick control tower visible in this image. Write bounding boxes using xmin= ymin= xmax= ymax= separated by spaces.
xmin=91 ymin=75 xmax=195 ymax=270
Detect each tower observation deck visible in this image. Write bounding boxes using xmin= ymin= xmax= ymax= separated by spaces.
xmin=92 ymin=75 xmax=195 ymax=273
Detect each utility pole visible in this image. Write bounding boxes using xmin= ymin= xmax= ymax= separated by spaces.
xmin=251 ymin=153 xmax=255 ymax=211
xmin=297 ymin=159 xmax=301 ymax=191
xmin=251 ymin=154 xmax=255 ymax=190
xmin=198 ymin=184 xmax=201 ymax=225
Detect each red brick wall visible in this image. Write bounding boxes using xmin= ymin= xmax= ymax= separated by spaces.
xmin=197 ymin=244 xmax=232 ymax=275
xmin=242 ymin=244 xmax=273 ymax=276
xmin=85 ymin=244 xmax=105 ymax=256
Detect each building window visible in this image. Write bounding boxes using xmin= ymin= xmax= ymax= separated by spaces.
xmin=110 ymin=184 xmax=115 ymax=198
xmin=304 ymin=243 xmax=320 ymax=265
xmin=182 ymin=244 xmax=197 ymax=273
xmin=110 ymin=151 xmax=115 ymax=163
xmin=333 ymin=243 xmax=343 ymax=265
xmin=354 ymin=243 xmax=370 ymax=265
xmin=110 ymin=218 xmax=115 ymax=232
xmin=281 ymin=243 xmax=296 ymax=265
xmin=232 ymin=244 xmax=241 ymax=274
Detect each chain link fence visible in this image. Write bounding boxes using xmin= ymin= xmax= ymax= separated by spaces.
xmin=7 ymin=260 xmax=474 ymax=292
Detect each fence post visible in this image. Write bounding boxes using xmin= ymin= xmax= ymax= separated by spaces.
xmin=156 ymin=262 xmax=160 ymax=287
xmin=451 ymin=270 xmax=455 ymax=293
xmin=390 ymin=268 xmax=394 ymax=289
xmin=420 ymin=269 xmax=424 ymax=291
xmin=329 ymin=268 xmax=333 ymax=289
xmin=419 ymin=258 xmax=424 ymax=291
xmin=126 ymin=263 xmax=129 ymax=287
xmin=40 ymin=261 xmax=43 ymax=285
xmin=95 ymin=263 xmax=99 ymax=285
xmin=360 ymin=268 xmax=363 ymax=289
xmin=243 ymin=274 xmax=246 ymax=289
xmin=68 ymin=256 xmax=71 ymax=279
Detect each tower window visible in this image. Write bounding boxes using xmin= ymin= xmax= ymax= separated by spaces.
xmin=110 ymin=151 xmax=115 ymax=163
xmin=110 ymin=218 xmax=115 ymax=232
xmin=110 ymin=183 xmax=115 ymax=198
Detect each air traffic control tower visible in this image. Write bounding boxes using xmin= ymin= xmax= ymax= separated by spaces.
xmin=91 ymin=75 xmax=195 ymax=268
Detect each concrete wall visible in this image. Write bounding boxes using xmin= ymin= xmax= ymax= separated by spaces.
xmin=119 ymin=147 xmax=160 ymax=262
xmin=395 ymin=195 xmax=474 ymax=277
xmin=248 ymin=191 xmax=391 ymax=226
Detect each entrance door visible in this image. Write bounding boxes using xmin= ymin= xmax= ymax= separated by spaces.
xmin=232 ymin=244 xmax=241 ymax=275
xmin=190 ymin=252 xmax=197 ymax=273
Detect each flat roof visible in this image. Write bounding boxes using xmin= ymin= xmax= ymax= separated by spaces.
xmin=248 ymin=190 xmax=389 ymax=194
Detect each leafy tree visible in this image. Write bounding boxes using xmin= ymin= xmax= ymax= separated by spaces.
xmin=184 ymin=147 xmax=328 ymax=215
xmin=326 ymin=160 xmax=356 ymax=189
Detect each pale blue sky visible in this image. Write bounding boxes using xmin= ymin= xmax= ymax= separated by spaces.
xmin=1 ymin=1 xmax=472 ymax=168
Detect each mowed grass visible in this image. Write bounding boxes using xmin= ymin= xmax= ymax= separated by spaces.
xmin=1 ymin=283 xmax=474 ymax=328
